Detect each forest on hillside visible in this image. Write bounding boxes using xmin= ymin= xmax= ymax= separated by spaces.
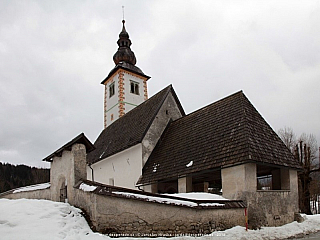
xmin=0 ymin=162 xmax=50 ymax=193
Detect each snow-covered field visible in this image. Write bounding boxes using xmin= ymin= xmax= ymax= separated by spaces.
xmin=1 ymin=198 xmax=320 ymax=240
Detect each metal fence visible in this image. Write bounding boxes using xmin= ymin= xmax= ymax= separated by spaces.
xmin=311 ymin=194 xmax=320 ymax=214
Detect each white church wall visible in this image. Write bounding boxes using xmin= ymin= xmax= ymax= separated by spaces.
xmin=123 ymin=72 xmax=145 ymax=111
xmin=88 ymin=144 xmax=142 ymax=190
xmin=105 ymin=74 xmax=119 ymax=126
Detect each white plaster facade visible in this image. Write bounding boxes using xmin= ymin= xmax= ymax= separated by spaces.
xmin=104 ymin=74 xmax=118 ymax=127
xmin=104 ymin=69 xmax=148 ymax=128
xmin=87 ymin=144 xmax=143 ymax=189
xmin=122 ymin=71 xmax=147 ymax=109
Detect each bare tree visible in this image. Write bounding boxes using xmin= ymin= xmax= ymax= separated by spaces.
xmin=295 ymin=134 xmax=319 ymax=214
xmin=278 ymin=128 xmax=319 ymax=214
xmin=278 ymin=127 xmax=296 ymax=152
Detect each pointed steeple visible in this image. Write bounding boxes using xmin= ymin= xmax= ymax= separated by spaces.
xmin=102 ymin=19 xmax=150 ymax=129
xmin=113 ymin=20 xmax=137 ymax=65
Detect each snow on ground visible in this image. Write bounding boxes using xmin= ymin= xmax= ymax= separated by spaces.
xmin=0 ymin=198 xmax=106 ymax=240
xmin=12 ymin=182 xmax=50 ymax=193
xmin=1 ymin=198 xmax=320 ymax=240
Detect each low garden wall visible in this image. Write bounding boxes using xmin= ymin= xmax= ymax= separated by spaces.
xmin=72 ymin=181 xmax=246 ymax=237
xmin=1 ymin=181 xmax=246 ymax=237
xmin=0 ymin=183 xmax=51 ymax=200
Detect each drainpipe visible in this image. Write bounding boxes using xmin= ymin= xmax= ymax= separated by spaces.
xmin=88 ymin=164 xmax=94 ymax=182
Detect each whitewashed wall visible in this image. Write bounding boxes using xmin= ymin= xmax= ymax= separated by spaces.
xmin=105 ymin=74 xmax=119 ymax=126
xmin=123 ymin=72 xmax=145 ymax=111
xmin=87 ymin=144 xmax=142 ymax=189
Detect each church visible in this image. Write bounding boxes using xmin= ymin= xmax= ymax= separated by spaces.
xmin=68 ymin=20 xmax=300 ymax=227
xmin=83 ymin=19 xmax=300 ymax=196
xmin=2 ymin=20 xmax=302 ymax=231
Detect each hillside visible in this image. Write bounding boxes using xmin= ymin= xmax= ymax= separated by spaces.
xmin=0 ymin=162 xmax=49 ymax=193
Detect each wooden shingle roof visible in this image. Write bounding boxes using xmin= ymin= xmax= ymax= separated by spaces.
xmin=87 ymin=85 xmax=185 ymax=165
xmin=137 ymin=91 xmax=300 ymax=185
xmin=43 ymin=133 xmax=95 ymax=162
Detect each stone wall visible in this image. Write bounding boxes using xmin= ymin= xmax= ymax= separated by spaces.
xmin=50 ymin=143 xmax=87 ymax=203
xmin=222 ymin=163 xmax=299 ymax=228
xmin=2 ymin=185 xmax=245 ymax=236
xmin=244 ymin=190 xmax=297 ymax=228
xmin=244 ymin=169 xmax=299 ymax=228
xmin=1 ymin=188 xmax=51 ymax=200
xmin=72 ymin=188 xmax=245 ymax=236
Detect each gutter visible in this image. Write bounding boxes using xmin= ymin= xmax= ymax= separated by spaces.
xmin=88 ymin=164 xmax=94 ymax=182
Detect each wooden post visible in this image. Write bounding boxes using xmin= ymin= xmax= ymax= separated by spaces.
xmin=245 ymin=208 xmax=248 ymax=231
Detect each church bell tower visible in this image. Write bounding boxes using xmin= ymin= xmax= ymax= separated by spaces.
xmin=101 ymin=20 xmax=150 ymax=128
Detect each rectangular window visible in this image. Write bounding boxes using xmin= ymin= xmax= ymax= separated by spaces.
xmin=257 ymin=164 xmax=290 ymax=190
xmin=130 ymin=81 xmax=140 ymax=95
xmin=109 ymin=82 xmax=115 ymax=98
xmin=257 ymin=175 xmax=272 ymax=190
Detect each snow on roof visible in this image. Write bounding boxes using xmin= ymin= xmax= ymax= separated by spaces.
xmin=186 ymin=161 xmax=193 ymax=167
xmin=79 ymin=183 xmax=97 ymax=192
xmin=112 ymin=191 xmax=225 ymax=207
xmin=165 ymin=192 xmax=227 ymax=200
xmin=13 ymin=183 xmax=50 ymax=193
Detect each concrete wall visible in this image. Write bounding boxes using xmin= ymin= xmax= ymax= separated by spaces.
xmin=222 ymin=163 xmax=299 ymax=228
xmin=142 ymin=91 xmax=183 ymax=166
xmin=88 ymin=144 xmax=142 ymax=189
xmin=178 ymin=176 xmax=192 ymax=193
xmin=222 ymin=163 xmax=256 ymax=200
xmin=246 ymin=169 xmax=299 ymax=228
xmin=72 ymin=189 xmax=245 ymax=236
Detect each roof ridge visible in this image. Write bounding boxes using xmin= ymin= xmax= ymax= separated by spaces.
xmin=239 ymin=92 xmax=252 ymax=161
xmin=172 ymin=90 xmax=243 ymax=123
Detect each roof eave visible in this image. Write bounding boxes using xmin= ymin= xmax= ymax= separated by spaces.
xmin=43 ymin=133 xmax=95 ymax=162
xmin=101 ymin=65 xmax=150 ymax=85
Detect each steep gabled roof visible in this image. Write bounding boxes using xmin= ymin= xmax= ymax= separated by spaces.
xmin=87 ymin=85 xmax=185 ymax=165
xmin=43 ymin=133 xmax=95 ymax=162
xmin=138 ymin=91 xmax=300 ymax=185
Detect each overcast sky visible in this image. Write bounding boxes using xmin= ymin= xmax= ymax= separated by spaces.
xmin=1 ymin=0 xmax=319 ymax=168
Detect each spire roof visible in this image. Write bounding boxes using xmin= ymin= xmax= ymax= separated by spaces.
xmin=102 ymin=20 xmax=150 ymax=84
xmin=113 ymin=20 xmax=136 ymax=65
